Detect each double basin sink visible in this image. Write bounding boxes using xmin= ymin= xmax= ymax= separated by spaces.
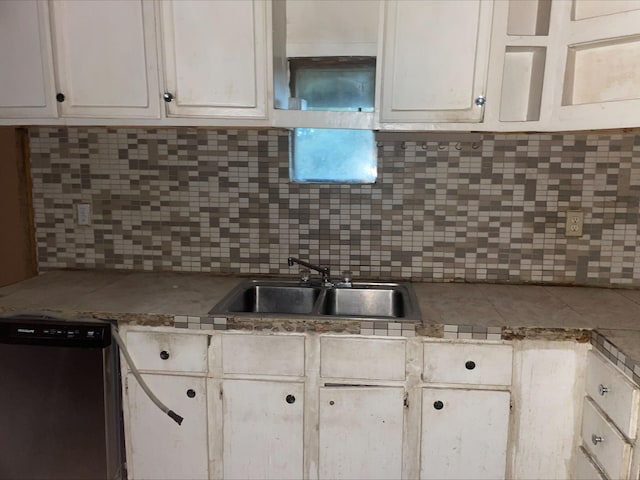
xmin=210 ymin=279 xmax=422 ymax=322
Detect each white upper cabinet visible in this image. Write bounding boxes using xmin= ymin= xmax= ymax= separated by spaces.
xmin=49 ymin=0 xmax=160 ymax=118
xmin=0 ymin=1 xmax=56 ymax=118
xmin=378 ymin=0 xmax=494 ymax=124
xmin=548 ymin=0 xmax=640 ymax=130
xmin=158 ymin=0 xmax=269 ymax=119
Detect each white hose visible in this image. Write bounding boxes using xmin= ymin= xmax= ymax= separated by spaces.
xmin=110 ymin=326 xmax=183 ymax=425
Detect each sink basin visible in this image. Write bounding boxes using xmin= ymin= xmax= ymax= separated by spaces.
xmin=225 ymin=284 xmax=321 ymax=315
xmin=210 ymin=279 xmax=421 ymax=322
xmin=320 ymin=287 xmax=405 ymax=318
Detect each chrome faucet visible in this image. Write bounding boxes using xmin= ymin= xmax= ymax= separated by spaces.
xmin=287 ymin=257 xmax=331 ymax=285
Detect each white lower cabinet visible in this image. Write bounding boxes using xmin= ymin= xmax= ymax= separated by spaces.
xmin=318 ymin=386 xmax=405 ymax=480
xmin=420 ymin=388 xmax=510 ymax=480
xmin=580 ymin=350 xmax=640 ymax=480
xmin=125 ymin=373 xmax=209 ymax=480
xmin=221 ymin=379 xmax=304 ymax=480
xmin=577 ymin=445 xmax=607 ymax=480
xmin=121 ymin=329 xmax=522 ymax=480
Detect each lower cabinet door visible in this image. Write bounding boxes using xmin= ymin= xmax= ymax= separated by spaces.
xmin=319 ymin=386 xmax=405 ymax=480
xmin=576 ymin=446 xmax=607 ymax=480
xmin=581 ymin=396 xmax=632 ymax=480
xmin=421 ymin=388 xmax=510 ymax=480
xmin=222 ymin=379 xmax=304 ymax=480
xmin=126 ymin=373 xmax=208 ymax=480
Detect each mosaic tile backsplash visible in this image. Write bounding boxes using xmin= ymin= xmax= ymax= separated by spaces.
xmin=29 ymin=127 xmax=640 ymax=286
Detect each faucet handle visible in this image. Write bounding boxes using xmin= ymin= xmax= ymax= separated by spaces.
xmin=342 ymin=271 xmax=352 ymax=285
xmin=299 ymin=268 xmax=310 ymax=283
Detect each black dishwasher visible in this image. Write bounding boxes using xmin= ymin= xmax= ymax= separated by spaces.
xmin=0 ymin=315 xmax=126 ymax=480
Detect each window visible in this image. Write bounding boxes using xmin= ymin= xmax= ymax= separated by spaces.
xmin=289 ymin=57 xmax=377 ymax=184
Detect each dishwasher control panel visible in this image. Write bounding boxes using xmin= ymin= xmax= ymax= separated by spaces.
xmin=0 ymin=316 xmax=111 ymax=348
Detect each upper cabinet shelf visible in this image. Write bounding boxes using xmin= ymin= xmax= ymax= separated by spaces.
xmin=2 ymin=0 xmax=640 ymax=131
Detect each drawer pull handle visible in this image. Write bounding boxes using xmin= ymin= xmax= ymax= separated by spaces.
xmin=433 ymin=401 xmax=444 ymax=410
xmin=160 ymin=350 xmax=170 ymax=360
xmin=286 ymin=394 xmax=296 ymax=404
xmin=598 ymin=384 xmax=609 ymax=396
xmin=186 ymin=389 xmax=196 ymax=398
xmin=591 ymin=434 xmax=604 ymax=445
xmin=465 ymin=360 xmax=476 ymax=370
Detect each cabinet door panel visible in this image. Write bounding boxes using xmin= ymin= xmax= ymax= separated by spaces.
xmin=50 ymin=0 xmax=159 ymax=118
xmin=586 ymin=351 xmax=640 ymax=440
xmin=424 ymin=343 xmax=513 ymax=386
xmin=223 ymin=380 xmax=304 ymax=480
xmin=320 ymin=336 xmax=406 ymax=381
xmin=576 ymin=446 xmax=607 ymax=480
xmin=380 ymin=0 xmax=493 ymax=123
xmin=0 ymin=0 xmax=56 ymax=118
xmin=159 ymin=0 xmax=267 ymax=118
xmin=126 ymin=374 xmax=208 ymax=480
xmin=421 ymin=388 xmax=510 ymax=480
xmin=581 ymin=397 xmax=632 ymax=480
xmin=550 ymin=1 xmax=640 ymax=130
xmin=319 ymin=387 xmax=404 ymax=480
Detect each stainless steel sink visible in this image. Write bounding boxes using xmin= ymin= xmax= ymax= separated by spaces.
xmin=209 ymin=279 xmax=421 ymax=322
xmin=224 ymin=284 xmax=322 ymax=315
xmin=320 ymin=287 xmax=405 ymax=318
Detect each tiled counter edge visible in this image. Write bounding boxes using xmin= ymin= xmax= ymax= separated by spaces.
xmin=591 ymin=330 xmax=640 ymax=386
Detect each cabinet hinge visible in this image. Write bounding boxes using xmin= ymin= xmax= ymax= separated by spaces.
xmin=404 ymin=392 xmax=409 ymax=408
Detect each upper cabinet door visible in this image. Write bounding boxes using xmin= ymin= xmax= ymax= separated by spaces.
xmin=548 ymin=0 xmax=640 ymax=130
xmin=0 ymin=0 xmax=57 ymax=118
xmin=379 ymin=0 xmax=493 ymax=123
xmin=159 ymin=0 xmax=268 ymax=119
xmin=49 ymin=0 xmax=160 ymax=118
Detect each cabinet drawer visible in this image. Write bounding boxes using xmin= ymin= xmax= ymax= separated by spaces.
xmin=126 ymin=331 xmax=208 ymax=373
xmin=576 ymin=446 xmax=607 ymax=480
xmin=222 ymin=334 xmax=305 ymax=376
xmin=581 ymin=397 xmax=632 ymax=480
xmin=423 ymin=342 xmax=513 ymax=386
xmin=586 ymin=351 xmax=640 ymax=439
xmin=320 ymin=337 xmax=406 ymax=381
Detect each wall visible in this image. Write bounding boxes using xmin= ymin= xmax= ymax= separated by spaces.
xmin=29 ymin=127 xmax=640 ymax=287
xmin=0 ymin=127 xmax=36 ymax=287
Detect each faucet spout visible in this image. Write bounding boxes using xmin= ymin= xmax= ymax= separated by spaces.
xmin=287 ymin=257 xmax=331 ymax=284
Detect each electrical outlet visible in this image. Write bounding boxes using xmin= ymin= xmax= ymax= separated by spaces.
xmin=565 ymin=210 xmax=583 ymax=237
xmin=76 ymin=203 xmax=91 ymax=226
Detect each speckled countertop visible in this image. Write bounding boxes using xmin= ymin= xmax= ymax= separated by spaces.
xmin=1 ymin=270 xmax=639 ymax=367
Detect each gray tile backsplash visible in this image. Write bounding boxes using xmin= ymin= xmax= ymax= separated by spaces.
xmin=29 ymin=127 xmax=640 ymax=286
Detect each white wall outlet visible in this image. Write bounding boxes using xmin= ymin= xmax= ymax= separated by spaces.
xmin=76 ymin=203 xmax=91 ymax=226
xmin=565 ymin=210 xmax=583 ymax=237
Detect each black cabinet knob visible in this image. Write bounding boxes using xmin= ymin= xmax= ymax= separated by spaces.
xmin=163 ymin=92 xmax=174 ymax=102
xmin=433 ymin=401 xmax=444 ymax=410
xmin=465 ymin=360 xmax=476 ymax=370
xmin=286 ymin=394 xmax=296 ymax=404
xmin=56 ymin=93 xmax=65 ymax=102
xmin=160 ymin=350 xmax=170 ymax=360
xmin=186 ymin=389 xmax=196 ymax=398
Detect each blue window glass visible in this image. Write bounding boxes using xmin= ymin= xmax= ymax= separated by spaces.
xmin=290 ymin=128 xmax=376 ymax=183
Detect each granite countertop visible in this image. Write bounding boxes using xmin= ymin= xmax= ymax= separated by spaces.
xmin=1 ymin=270 xmax=639 ymax=364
